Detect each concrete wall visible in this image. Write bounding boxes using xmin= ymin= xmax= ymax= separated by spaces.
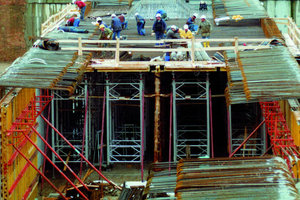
xmin=0 ymin=0 xmax=69 ymax=62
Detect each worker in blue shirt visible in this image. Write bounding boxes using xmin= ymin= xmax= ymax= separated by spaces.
xmin=111 ymin=14 xmax=122 ymax=40
xmin=135 ymin=13 xmax=146 ymax=36
xmin=186 ymin=13 xmax=198 ymax=32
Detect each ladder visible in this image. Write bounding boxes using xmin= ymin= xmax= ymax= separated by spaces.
xmin=260 ymin=101 xmax=300 ymax=173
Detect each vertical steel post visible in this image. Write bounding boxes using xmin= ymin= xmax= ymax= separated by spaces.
xmin=140 ymin=74 xmax=144 ymax=181
xmin=105 ymin=74 xmax=110 ymax=166
xmin=172 ymin=73 xmax=177 ymax=161
xmin=85 ymin=81 xmax=89 ymax=165
xmin=206 ymin=73 xmax=210 ymax=157
xmin=228 ymin=105 xmax=232 ymax=155
xmin=154 ymin=72 xmax=161 ymax=162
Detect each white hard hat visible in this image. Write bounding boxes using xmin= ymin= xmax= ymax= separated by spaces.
xmin=96 ymin=17 xmax=102 ymax=22
xmin=156 ymin=13 xmax=161 ymax=18
xmin=135 ymin=13 xmax=139 ymax=16
xmin=201 ymin=15 xmax=206 ymax=19
xmin=111 ymin=14 xmax=116 ymax=18
xmin=171 ymin=25 xmax=177 ymax=30
xmin=183 ymin=24 xmax=189 ymax=29
xmin=72 ymin=0 xmax=76 ymax=4
xmin=193 ymin=13 xmax=198 ymax=17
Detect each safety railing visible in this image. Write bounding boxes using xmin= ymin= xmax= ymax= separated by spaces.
xmin=57 ymin=37 xmax=272 ymax=70
xmin=274 ymin=17 xmax=300 ymax=55
xmin=41 ymin=3 xmax=74 ymax=37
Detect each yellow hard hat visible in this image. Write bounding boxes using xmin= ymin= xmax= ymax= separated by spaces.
xmin=99 ymin=24 xmax=105 ymax=29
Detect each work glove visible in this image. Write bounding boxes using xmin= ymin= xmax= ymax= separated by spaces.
xmin=151 ymin=33 xmax=155 ymax=36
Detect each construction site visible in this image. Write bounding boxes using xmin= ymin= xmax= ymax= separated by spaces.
xmin=1 ymin=0 xmax=300 ymax=199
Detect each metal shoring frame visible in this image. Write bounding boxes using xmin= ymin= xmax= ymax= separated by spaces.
xmin=172 ymin=74 xmax=210 ymax=160
xmin=106 ymin=73 xmax=143 ymax=164
xmin=51 ymin=84 xmax=88 ymax=164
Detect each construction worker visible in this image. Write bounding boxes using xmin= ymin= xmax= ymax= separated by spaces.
xmin=94 ymin=17 xmax=108 ymax=28
xmin=135 ymin=13 xmax=146 ymax=36
xmin=196 ymin=15 xmax=212 ymax=47
xmin=66 ymin=14 xmax=81 ymax=27
xmin=73 ymin=0 xmax=86 ymax=20
xmin=199 ymin=1 xmax=208 ymax=11
xmin=166 ymin=25 xmax=180 ymax=39
xmin=99 ymin=24 xmax=112 ymax=40
xmin=165 ymin=25 xmax=180 ymax=61
xmin=99 ymin=24 xmax=112 ymax=56
xmin=179 ymin=24 xmax=193 ymax=39
xmin=111 ymin=14 xmax=122 ymax=40
xmin=118 ymin=14 xmax=128 ymax=30
xmin=156 ymin=9 xmax=168 ymax=21
xmin=152 ymin=13 xmax=167 ymax=41
xmin=186 ymin=13 xmax=198 ymax=32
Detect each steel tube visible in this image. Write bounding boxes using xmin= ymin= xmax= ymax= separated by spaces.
xmin=29 ymin=126 xmax=89 ymax=191
xmin=21 ymin=131 xmax=89 ymax=200
xmin=40 ymin=114 xmax=122 ymax=190
xmin=12 ymin=144 xmax=68 ymax=200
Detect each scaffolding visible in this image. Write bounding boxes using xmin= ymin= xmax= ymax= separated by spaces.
xmin=172 ymin=73 xmax=210 ymax=160
xmin=106 ymin=73 xmax=144 ymax=165
xmin=51 ymin=84 xmax=90 ymax=164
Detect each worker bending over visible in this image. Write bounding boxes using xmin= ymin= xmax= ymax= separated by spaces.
xmin=73 ymin=0 xmax=86 ymax=20
xmin=186 ymin=13 xmax=198 ymax=32
xmin=111 ymin=14 xmax=122 ymax=40
xmin=118 ymin=14 xmax=128 ymax=30
xmin=135 ymin=13 xmax=146 ymax=36
xmin=152 ymin=13 xmax=167 ymax=41
xmin=66 ymin=14 xmax=81 ymax=27
xmin=197 ymin=15 xmax=212 ymax=47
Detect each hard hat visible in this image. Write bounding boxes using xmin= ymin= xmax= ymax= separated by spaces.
xmin=121 ymin=14 xmax=125 ymax=16
xmin=111 ymin=14 xmax=116 ymax=18
xmin=183 ymin=24 xmax=189 ymax=29
xmin=72 ymin=0 xmax=76 ymax=4
xmin=96 ymin=17 xmax=102 ymax=22
xmin=156 ymin=13 xmax=161 ymax=18
xmin=200 ymin=15 xmax=206 ymax=19
xmin=193 ymin=13 xmax=198 ymax=17
xmin=171 ymin=25 xmax=177 ymax=30
xmin=135 ymin=13 xmax=139 ymax=16
xmin=99 ymin=24 xmax=105 ymax=29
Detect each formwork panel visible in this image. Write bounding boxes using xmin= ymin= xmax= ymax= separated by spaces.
xmin=0 ymin=88 xmax=39 ymax=200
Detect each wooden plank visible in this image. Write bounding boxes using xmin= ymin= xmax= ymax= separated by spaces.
xmin=61 ymin=45 xmax=270 ymax=52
